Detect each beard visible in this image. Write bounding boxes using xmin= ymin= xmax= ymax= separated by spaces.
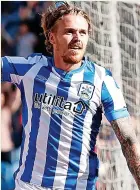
xmin=62 ymin=49 xmax=85 ymax=64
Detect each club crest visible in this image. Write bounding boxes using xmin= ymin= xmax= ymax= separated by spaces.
xmin=78 ymin=83 xmax=95 ymax=100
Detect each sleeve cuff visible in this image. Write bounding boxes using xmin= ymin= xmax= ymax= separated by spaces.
xmin=105 ymin=108 xmax=130 ymax=122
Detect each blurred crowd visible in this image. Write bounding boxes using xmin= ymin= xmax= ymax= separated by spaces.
xmin=1 ymin=1 xmax=140 ymax=190
xmin=1 ymin=1 xmax=55 ymax=57
xmin=1 ymin=83 xmax=22 ymax=190
xmin=1 ymin=2 xmax=54 ymax=190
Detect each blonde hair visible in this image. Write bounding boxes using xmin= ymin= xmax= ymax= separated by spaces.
xmin=41 ymin=2 xmax=91 ymax=55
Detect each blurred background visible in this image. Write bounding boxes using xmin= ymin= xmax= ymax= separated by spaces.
xmin=1 ymin=1 xmax=140 ymax=190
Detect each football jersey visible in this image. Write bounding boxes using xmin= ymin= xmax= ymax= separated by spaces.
xmin=1 ymin=54 xmax=129 ymax=190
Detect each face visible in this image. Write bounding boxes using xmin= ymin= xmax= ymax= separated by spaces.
xmin=50 ymin=14 xmax=89 ymax=64
xmin=19 ymin=24 xmax=29 ymax=35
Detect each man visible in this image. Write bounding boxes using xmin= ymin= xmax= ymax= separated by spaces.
xmin=1 ymin=2 xmax=140 ymax=190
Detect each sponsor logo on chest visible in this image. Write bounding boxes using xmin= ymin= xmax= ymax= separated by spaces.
xmin=33 ymin=92 xmax=87 ymax=116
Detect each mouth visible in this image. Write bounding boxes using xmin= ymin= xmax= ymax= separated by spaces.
xmin=69 ymin=47 xmax=82 ymax=50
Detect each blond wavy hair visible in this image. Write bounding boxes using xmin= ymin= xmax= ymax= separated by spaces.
xmin=41 ymin=2 xmax=91 ymax=55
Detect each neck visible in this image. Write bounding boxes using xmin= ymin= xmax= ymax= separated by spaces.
xmin=53 ymin=53 xmax=82 ymax=72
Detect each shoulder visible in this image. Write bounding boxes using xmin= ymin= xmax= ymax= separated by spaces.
xmin=26 ymin=53 xmax=43 ymax=64
xmin=2 ymin=53 xmax=43 ymax=66
xmin=85 ymin=59 xmax=107 ymax=80
xmin=26 ymin=53 xmax=50 ymax=66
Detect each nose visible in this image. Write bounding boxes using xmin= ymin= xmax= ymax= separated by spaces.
xmin=73 ymin=31 xmax=80 ymax=41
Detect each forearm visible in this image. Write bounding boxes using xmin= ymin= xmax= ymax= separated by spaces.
xmin=121 ymin=141 xmax=140 ymax=188
xmin=111 ymin=117 xmax=140 ymax=189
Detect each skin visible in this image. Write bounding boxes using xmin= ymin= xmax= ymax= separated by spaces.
xmin=111 ymin=117 xmax=140 ymax=189
xmin=49 ymin=14 xmax=89 ymax=72
xmin=49 ymin=14 xmax=140 ymax=188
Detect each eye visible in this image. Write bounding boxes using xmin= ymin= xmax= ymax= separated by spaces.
xmin=65 ymin=29 xmax=74 ymax=34
xmin=80 ymin=30 xmax=87 ymax=35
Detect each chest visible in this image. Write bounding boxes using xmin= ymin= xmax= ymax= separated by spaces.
xmin=24 ymin=72 xmax=101 ymax=119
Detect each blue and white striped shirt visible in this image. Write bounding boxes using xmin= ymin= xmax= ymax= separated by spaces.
xmin=2 ymin=54 xmax=129 ymax=190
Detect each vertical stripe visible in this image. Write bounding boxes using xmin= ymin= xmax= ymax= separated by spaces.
xmin=65 ymin=64 xmax=95 ymax=189
xmin=53 ymin=70 xmax=84 ymax=189
xmin=16 ymin=63 xmax=44 ymax=181
xmin=41 ymin=78 xmax=71 ymax=187
xmin=85 ymin=66 xmax=103 ymax=190
xmin=76 ymin=65 xmax=102 ymax=190
xmin=14 ymin=130 xmax=25 ymax=179
xmin=30 ymin=72 xmax=61 ymax=185
xmin=86 ymin=156 xmax=98 ymax=190
xmin=75 ymin=112 xmax=92 ymax=190
xmin=86 ymin=106 xmax=102 ymax=190
xmin=85 ymin=158 xmax=98 ymax=190
xmin=14 ymin=81 xmax=28 ymax=178
xmin=21 ymin=66 xmax=50 ymax=181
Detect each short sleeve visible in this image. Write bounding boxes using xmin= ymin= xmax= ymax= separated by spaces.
xmin=1 ymin=54 xmax=41 ymax=85
xmin=101 ymin=70 xmax=129 ymax=121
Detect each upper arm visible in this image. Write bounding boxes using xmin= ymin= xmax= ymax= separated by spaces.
xmin=1 ymin=54 xmax=41 ymax=86
xmin=101 ymin=69 xmax=129 ymax=122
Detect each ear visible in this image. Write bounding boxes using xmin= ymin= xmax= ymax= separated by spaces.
xmin=49 ymin=32 xmax=56 ymax=45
